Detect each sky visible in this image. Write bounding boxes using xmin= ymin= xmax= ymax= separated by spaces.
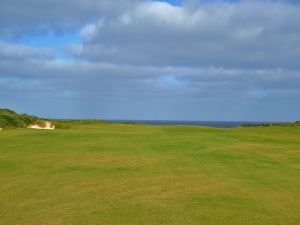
xmin=0 ymin=0 xmax=300 ymax=121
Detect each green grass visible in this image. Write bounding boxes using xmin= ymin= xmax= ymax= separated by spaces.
xmin=0 ymin=123 xmax=299 ymax=225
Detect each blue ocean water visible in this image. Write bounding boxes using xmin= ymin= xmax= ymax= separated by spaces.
xmin=107 ymin=120 xmax=278 ymax=128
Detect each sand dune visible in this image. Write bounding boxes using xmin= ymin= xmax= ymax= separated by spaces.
xmin=28 ymin=121 xmax=55 ymax=130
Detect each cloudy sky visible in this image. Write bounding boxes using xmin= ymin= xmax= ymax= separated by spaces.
xmin=1 ymin=0 xmax=300 ymax=121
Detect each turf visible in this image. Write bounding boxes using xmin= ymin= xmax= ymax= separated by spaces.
xmin=0 ymin=123 xmax=299 ymax=225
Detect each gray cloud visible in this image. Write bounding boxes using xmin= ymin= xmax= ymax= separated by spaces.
xmin=0 ymin=0 xmax=142 ymax=37
xmin=0 ymin=41 xmax=54 ymax=60
xmin=1 ymin=55 xmax=300 ymax=120
xmin=1 ymin=0 xmax=300 ymax=121
xmin=66 ymin=0 xmax=300 ymax=69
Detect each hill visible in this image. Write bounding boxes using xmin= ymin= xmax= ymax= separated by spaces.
xmin=0 ymin=108 xmax=43 ymax=128
xmin=0 ymin=109 xmax=110 ymax=130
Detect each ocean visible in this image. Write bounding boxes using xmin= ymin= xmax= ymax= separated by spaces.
xmin=107 ymin=120 xmax=279 ymax=128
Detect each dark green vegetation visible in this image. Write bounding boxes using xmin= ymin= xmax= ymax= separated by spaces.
xmin=243 ymin=121 xmax=300 ymax=127
xmin=0 ymin=122 xmax=300 ymax=225
xmin=0 ymin=109 xmax=42 ymax=128
xmin=0 ymin=109 xmax=110 ymax=129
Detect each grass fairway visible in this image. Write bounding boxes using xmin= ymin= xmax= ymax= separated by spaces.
xmin=0 ymin=123 xmax=299 ymax=225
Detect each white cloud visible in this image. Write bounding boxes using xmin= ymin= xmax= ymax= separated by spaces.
xmin=68 ymin=1 xmax=300 ymax=68
xmin=80 ymin=24 xmax=97 ymax=42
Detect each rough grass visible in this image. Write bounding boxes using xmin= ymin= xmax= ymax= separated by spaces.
xmin=0 ymin=123 xmax=299 ymax=225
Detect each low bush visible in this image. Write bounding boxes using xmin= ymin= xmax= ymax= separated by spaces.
xmin=0 ymin=109 xmax=39 ymax=128
xmin=53 ymin=121 xmax=71 ymax=129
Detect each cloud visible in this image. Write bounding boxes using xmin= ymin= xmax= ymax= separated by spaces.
xmin=66 ymin=0 xmax=300 ymax=69
xmin=0 ymin=0 xmax=300 ymax=121
xmin=1 ymin=50 xmax=300 ymax=120
xmin=0 ymin=41 xmax=54 ymax=60
xmin=0 ymin=0 xmax=141 ymax=37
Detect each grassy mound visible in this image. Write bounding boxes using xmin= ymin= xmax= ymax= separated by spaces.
xmin=0 ymin=109 xmax=106 ymax=129
xmin=0 ymin=109 xmax=41 ymax=128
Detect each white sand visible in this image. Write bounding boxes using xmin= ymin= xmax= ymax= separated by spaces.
xmin=28 ymin=121 xmax=55 ymax=130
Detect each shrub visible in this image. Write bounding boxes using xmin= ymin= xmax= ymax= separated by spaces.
xmin=54 ymin=121 xmax=71 ymax=129
xmin=0 ymin=109 xmax=39 ymax=128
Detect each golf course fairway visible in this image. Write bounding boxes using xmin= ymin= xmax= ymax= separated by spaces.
xmin=0 ymin=123 xmax=299 ymax=225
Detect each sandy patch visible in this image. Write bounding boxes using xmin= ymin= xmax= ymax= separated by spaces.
xmin=28 ymin=121 xmax=55 ymax=130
